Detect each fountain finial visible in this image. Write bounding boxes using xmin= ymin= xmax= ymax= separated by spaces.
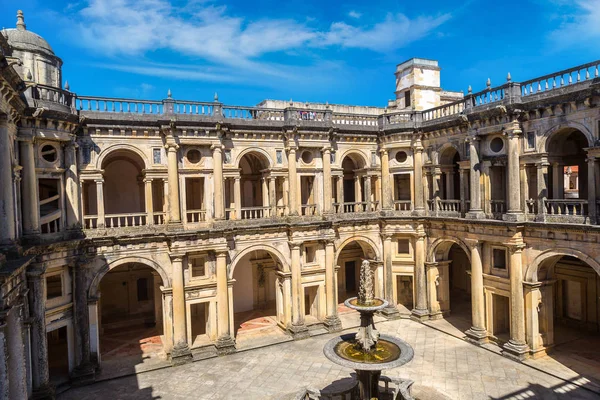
xmin=358 ymin=259 xmax=374 ymax=305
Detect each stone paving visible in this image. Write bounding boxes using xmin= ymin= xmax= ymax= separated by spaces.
xmin=59 ymin=319 xmax=600 ymax=400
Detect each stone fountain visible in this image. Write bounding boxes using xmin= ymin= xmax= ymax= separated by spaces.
xmin=323 ymin=259 xmax=414 ymax=399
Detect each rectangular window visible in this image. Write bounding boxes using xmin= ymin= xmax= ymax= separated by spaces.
xmin=153 ymin=148 xmax=161 ymax=164
xmin=397 ymin=239 xmax=410 ymax=254
xmin=137 ymin=278 xmax=149 ymax=301
xmin=404 ymin=91 xmax=411 ymax=108
xmin=305 ymin=246 xmax=316 ymax=264
xmin=190 ymin=256 xmax=206 ymax=278
xmin=46 ymin=274 xmax=62 ymax=300
xmin=330 ymin=152 xmax=336 ymax=164
xmin=526 ymin=131 xmax=536 ymax=149
xmin=82 ymin=145 xmax=91 ymax=164
xmin=371 ymin=152 xmax=377 ymax=167
xmin=276 ymin=150 xmax=283 ymax=164
xmin=224 ymin=150 xmax=232 ymax=164
xmin=493 ymin=248 xmax=507 ymax=270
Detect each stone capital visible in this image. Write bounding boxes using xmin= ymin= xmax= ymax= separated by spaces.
xmin=165 ymin=143 xmax=179 ymax=151
xmin=504 ymin=242 xmax=526 ymax=254
xmin=321 ymin=146 xmax=332 ymax=154
xmin=288 ymin=241 xmax=302 ymax=250
xmin=464 ymin=238 xmax=480 ymax=250
xmin=210 ymin=143 xmax=224 ymax=152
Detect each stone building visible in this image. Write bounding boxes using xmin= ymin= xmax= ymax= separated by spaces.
xmin=1 ymin=10 xmax=600 ymax=399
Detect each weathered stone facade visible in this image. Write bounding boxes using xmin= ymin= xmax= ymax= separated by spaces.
xmin=1 ymin=10 xmax=600 ymax=399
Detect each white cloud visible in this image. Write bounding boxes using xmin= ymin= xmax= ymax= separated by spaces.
xmin=60 ymin=0 xmax=451 ymax=84
xmin=348 ymin=10 xmax=362 ymax=19
xmin=548 ymin=0 xmax=600 ymax=45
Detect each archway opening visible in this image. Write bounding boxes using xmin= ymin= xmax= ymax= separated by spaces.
xmin=341 ymin=155 xmax=366 ymax=212
xmin=433 ymin=242 xmax=472 ymax=333
xmin=232 ymin=250 xmax=286 ymax=348
xmin=238 ymin=152 xmax=270 ymax=219
xmin=97 ymin=263 xmax=165 ymax=373
xmin=47 ymin=325 xmax=71 ymax=385
xmin=439 ymin=148 xmax=461 ymax=201
xmin=336 ymin=240 xmax=378 ymax=314
xmin=545 ymin=129 xmax=589 ymax=215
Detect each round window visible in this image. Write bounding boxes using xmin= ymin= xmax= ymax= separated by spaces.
xmin=490 ymin=137 xmax=504 ymax=153
xmin=301 ymin=150 xmax=313 ymax=164
xmin=395 ymin=151 xmax=408 ymax=163
xmin=41 ymin=144 xmax=57 ymax=163
xmin=187 ymin=149 xmax=201 ymax=164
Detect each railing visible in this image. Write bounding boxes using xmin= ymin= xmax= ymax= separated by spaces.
xmin=40 ymin=209 xmax=61 ymax=234
xmin=104 ymin=213 xmax=147 ymax=228
xmin=153 ymin=212 xmax=166 ymax=225
xmin=295 ymin=109 xmax=328 ymax=122
xmin=545 ymin=199 xmax=588 ymax=216
xmin=525 ymin=199 xmax=537 ymax=214
xmin=427 ymin=199 xmax=436 ymax=212
xmin=382 ymin=111 xmax=413 ymax=125
xmin=490 ymin=200 xmax=506 ymax=214
xmin=241 ymin=206 xmax=270 ymax=219
xmin=225 ymin=208 xmax=234 ymax=220
xmin=186 ymin=209 xmax=207 ymax=223
xmin=83 ymin=215 xmax=98 ymax=229
xmin=275 ymin=205 xmax=287 ymax=217
xmin=394 ymin=200 xmax=413 ymax=211
xmin=470 ymin=84 xmax=506 ymax=107
xmin=369 ymin=201 xmax=380 ymax=212
xmin=222 ymin=106 xmax=284 ymax=120
xmin=521 ymin=61 xmax=600 ymax=97
xmin=77 ymin=96 xmax=164 ymax=114
xmin=332 ymin=113 xmax=378 ymax=126
xmin=30 ymin=84 xmax=75 ymax=108
xmin=438 ymin=199 xmax=461 ymax=212
xmin=422 ymin=100 xmax=465 ymax=121
xmin=173 ymin=101 xmax=213 ymax=115
xmin=301 ymin=204 xmax=317 ymax=216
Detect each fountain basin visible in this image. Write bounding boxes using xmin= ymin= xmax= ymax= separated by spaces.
xmin=323 ymin=333 xmax=414 ymax=371
xmin=344 ymin=297 xmax=388 ymax=312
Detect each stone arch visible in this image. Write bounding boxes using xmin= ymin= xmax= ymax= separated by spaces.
xmin=229 ymin=244 xmax=289 ymax=278
xmin=335 ymin=235 xmax=382 ymax=263
xmin=95 ymin=143 xmax=149 ymax=170
xmin=539 ymin=122 xmax=595 ymax=154
xmin=427 ymin=236 xmax=471 ymax=263
xmin=88 ymin=256 xmax=170 ymax=298
xmin=438 ymin=142 xmax=462 ymax=164
xmin=338 ymin=149 xmax=368 ymax=169
xmin=525 ymin=248 xmax=600 ymax=282
xmin=235 ymin=147 xmax=272 ymax=170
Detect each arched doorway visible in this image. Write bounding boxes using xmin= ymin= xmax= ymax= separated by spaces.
xmin=231 ymin=249 xmax=287 ymax=347
xmin=239 ymin=152 xmax=270 ymax=219
xmin=430 ymin=241 xmax=472 ymax=332
xmin=336 ymin=239 xmax=378 ymax=314
xmin=545 ymin=128 xmax=590 ymax=216
xmin=341 ymin=154 xmax=367 ymax=212
xmin=96 ymin=263 xmax=165 ymax=373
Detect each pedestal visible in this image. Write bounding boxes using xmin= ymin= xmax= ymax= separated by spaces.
xmin=215 ymin=335 xmax=236 ymax=356
xmin=288 ymin=323 xmax=310 ymax=340
xmin=324 ymin=315 xmax=342 ymax=333
xmin=502 ymin=340 xmax=530 ymax=361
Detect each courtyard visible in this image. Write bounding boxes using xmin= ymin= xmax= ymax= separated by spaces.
xmin=59 ymin=318 xmax=600 ymax=400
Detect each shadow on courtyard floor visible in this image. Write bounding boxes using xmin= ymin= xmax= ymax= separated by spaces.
xmin=491 ymin=380 xmax=600 ymax=399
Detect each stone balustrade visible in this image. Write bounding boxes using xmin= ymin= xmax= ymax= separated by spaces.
xmin=186 ymin=209 xmax=206 ymax=223
xmin=521 ymin=60 xmax=600 ymax=97
xmin=104 ymin=213 xmax=147 ymax=228
xmin=76 ymin=96 xmax=164 ymax=114
xmin=394 ymin=200 xmax=413 ymax=212
xmin=545 ymin=199 xmax=588 ymax=216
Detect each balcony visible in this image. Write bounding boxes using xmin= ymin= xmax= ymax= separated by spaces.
xmin=543 ymin=199 xmax=589 ymax=224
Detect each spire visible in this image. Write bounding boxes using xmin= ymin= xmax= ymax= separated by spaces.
xmin=64 ymin=80 xmax=70 ymax=91
xmin=486 ymin=78 xmax=491 ymax=88
xmin=16 ymin=10 xmax=26 ymax=31
xmin=214 ymin=92 xmax=218 ymax=101
xmin=507 ymin=72 xmax=512 ymax=82
xmin=167 ymin=88 xmax=172 ymax=99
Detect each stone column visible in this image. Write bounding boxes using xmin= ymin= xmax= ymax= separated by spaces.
xmin=382 ymin=234 xmax=399 ymax=318
xmin=166 ymin=144 xmax=181 ymax=224
xmin=380 ymin=149 xmax=392 ymax=210
xmin=587 ymin=156 xmax=597 ymax=223
xmin=289 ymin=243 xmax=308 ymax=338
xmin=364 ymin=175 xmax=372 ymax=211
xmin=336 ymin=176 xmax=344 ymax=212
xmin=287 ymin=148 xmax=299 ymax=215
xmin=261 ymin=177 xmax=269 ymax=216
xmin=20 ymin=139 xmax=40 ymax=235
xmin=459 ymin=167 xmax=467 ymax=213
xmin=322 ymin=147 xmax=333 ymax=213
xmin=216 ymin=251 xmax=235 ymax=353
xmin=0 ymin=117 xmax=16 ymax=243
xmin=354 ymin=176 xmax=362 ymax=204
xmin=411 ymin=230 xmax=428 ymax=321
xmin=144 ymin=178 xmax=154 ymax=225
xmin=445 ymin=170 xmax=455 ymax=200
xmin=269 ymin=177 xmax=277 ymax=216
xmin=413 ymin=146 xmax=425 ymax=213
xmin=324 ymin=240 xmax=341 ymax=331
xmin=467 ymin=136 xmax=485 ymax=218
xmin=95 ymin=179 xmax=105 ymax=228
xmin=6 ymin=304 xmax=27 ymax=399
xmin=65 ymin=141 xmax=81 ymax=229
xmin=465 ymin=240 xmax=488 ymax=344
xmin=212 ymin=145 xmax=224 ymax=220
xmin=234 ymin=176 xmax=241 ymax=219
xmin=432 ymin=168 xmax=441 ymax=215
xmin=28 ymin=271 xmax=53 ymax=398
xmin=536 ymin=160 xmax=549 ymax=220
xmin=170 ymin=256 xmax=191 ymax=364
xmin=0 ymin=318 xmax=8 ymax=400
xmin=506 ymin=128 xmax=523 ymax=220
xmin=552 ymin=163 xmax=564 ymax=199
xmin=162 ymin=178 xmax=169 ymax=223
xmin=503 ymin=243 xmax=530 ymax=360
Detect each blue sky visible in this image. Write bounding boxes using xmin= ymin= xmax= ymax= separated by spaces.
xmin=2 ymin=0 xmax=600 ymax=106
